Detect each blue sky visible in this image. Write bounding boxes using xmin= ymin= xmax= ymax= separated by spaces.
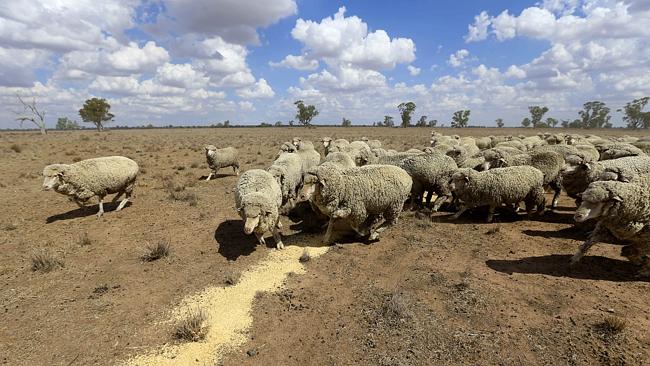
xmin=1 ymin=0 xmax=649 ymax=128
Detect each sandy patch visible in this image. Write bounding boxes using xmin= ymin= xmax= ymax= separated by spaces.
xmin=122 ymin=245 xmax=329 ymax=366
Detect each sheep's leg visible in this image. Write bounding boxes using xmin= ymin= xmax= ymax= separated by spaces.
xmin=116 ymin=191 xmax=131 ymax=212
xmin=425 ymin=190 xmax=434 ymax=207
xmin=323 ymin=218 xmax=337 ymax=245
xmin=233 ymin=165 xmax=240 ymax=176
xmin=272 ymin=226 xmax=284 ymax=250
xmin=452 ymin=205 xmax=467 ymax=219
xmin=550 ymin=182 xmax=562 ymax=209
xmin=570 ymin=222 xmax=602 ymax=265
xmin=431 ymin=194 xmax=448 ymax=212
xmin=206 ymin=172 xmax=213 ymax=181
xmin=331 ymin=207 xmax=351 ymax=219
xmin=111 ymin=191 xmax=124 ymax=203
xmin=255 ymin=232 xmax=266 ymax=246
xmin=369 ymin=211 xmax=398 ymax=241
xmin=486 ymin=205 xmax=496 ymax=223
xmin=96 ymin=197 xmax=105 ymax=218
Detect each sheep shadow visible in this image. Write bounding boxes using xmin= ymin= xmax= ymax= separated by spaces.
xmin=523 ymin=225 xmax=622 ymax=244
xmin=486 ymin=254 xmax=649 ymax=282
xmin=214 ymin=219 xmax=329 ymax=261
xmin=46 ymin=201 xmax=131 ymax=223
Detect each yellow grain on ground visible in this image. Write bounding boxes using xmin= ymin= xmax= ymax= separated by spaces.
xmin=122 ymin=245 xmax=329 ymax=366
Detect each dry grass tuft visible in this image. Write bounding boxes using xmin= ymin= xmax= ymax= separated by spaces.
xmin=31 ymin=250 xmax=63 ymax=272
xmin=174 ymin=308 xmax=208 ymax=342
xmin=140 ymin=241 xmax=171 ymax=262
xmin=596 ymin=316 xmax=628 ymax=336
xmin=78 ymin=232 xmax=92 ymax=246
xmin=163 ymin=179 xmax=198 ymax=206
xmin=299 ymin=250 xmax=311 ymax=263
xmin=10 ymin=144 xmax=22 ymax=153
xmin=382 ymin=292 xmax=412 ymax=320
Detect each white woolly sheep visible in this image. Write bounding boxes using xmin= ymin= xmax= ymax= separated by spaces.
xmin=571 ymin=175 xmax=650 ymax=275
xmin=42 ymin=156 xmax=139 ymax=218
xmin=450 ymin=166 xmax=546 ymax=223
xmin=235 ymin=169 xmax=284 ymax=249
xmin=205 ymin=145 xmax=239 ymax=180
xmin=323 ymin=151 xmax=356 ymax=169
xmin=294 ymin=139 xmax=321 ymax=174
xmin=298 ymin=162 xmax=412 ymax=244
xmin=267 ymin=152 xmax=304 ymax=213
xmin=361 ymin=137 xmax=382 ymax=149
xmin=599 ymin=143 xmax=646 ymax=161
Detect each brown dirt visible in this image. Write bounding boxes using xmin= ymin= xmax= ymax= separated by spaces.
xmin=1 ymin=127 xmax=649 ymax=366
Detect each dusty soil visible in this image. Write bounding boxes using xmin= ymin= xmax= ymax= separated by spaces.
xmin=1 ymin=127 xmax=649 ymax=366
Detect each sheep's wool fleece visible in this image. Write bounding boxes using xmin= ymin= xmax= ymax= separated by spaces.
xmin=44 ymin=156 xmax=138 ymax=200
xmin=453 ymin=166 xmax=544 ymax=208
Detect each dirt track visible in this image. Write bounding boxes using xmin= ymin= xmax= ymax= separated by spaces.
xmin=1 ymin=127 xmax=649 ymax=366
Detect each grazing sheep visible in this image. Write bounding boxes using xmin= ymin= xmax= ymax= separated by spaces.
xmin=42 ymin=156 xmax=139 ymax=218
xmin=323 ymin=151 xmax=356 ymax=169
xmin=571 ymin=175 xmax=650 ymax=275
xmin=235 ymin=169 xmax=284 ymax=249
xmin=632 ymin=141 xmax=650 ymax=154
xmin=599 ymin=143 xmax=645 ymax=161
xmin=484 ymin=150 xmax=565 ymax=208
xmin=205 ymin=145 xmax=239 ymax=180
xmin=561 ymin=156 xmax=650 ymax=201
xmin=399 ymin=152 xmax=458 ymax=211
xmin=450 ymin=166 xmax=546 ymax=222
xmin=361 ymin=137 xmax=382 ymax=149
xmin=328 ymin=140 xmax=372 ymax=166
xmin=294 ymin=140 xmax=322 ymax=174
xmin=267 ymin=153 xmax=304 ymax=212
xmin=277 ymin=141 xmax=297 ymax=156
xmin=321 ymin=137 xmax=350 ymax=155
xmin=298 ymin=163 xmax=412 ymax=244
xmin=474 ymin=137 xmax=492 ymax=150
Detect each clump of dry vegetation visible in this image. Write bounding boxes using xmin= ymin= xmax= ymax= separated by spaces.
xmin=10 ymin=144 xmax=22 ymax=153
xmin=382 ymin=292 xmax=412 ymax=320
xmin=31 ymin=250 xmax=63 ymax=273
xmin=163 ymin=179 xmax=198 ymax=206
xmin=174 ymin=308 xmax=208 ymax=342
xmin=299 ymin=250 xmax=311 ymax=263
xmin=78 ymin=232 xmax=92 ymax=246
xmin=596 ymin=316 xmax=628 ymax=337
xmin=140 ymin=241 xmax=171 ymax=262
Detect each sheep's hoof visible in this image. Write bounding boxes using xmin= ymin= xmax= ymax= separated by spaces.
xmin=276 ymin=242 xmax=285 ymax=250
xmin=368 ymin=232 xmax=380 ymax=241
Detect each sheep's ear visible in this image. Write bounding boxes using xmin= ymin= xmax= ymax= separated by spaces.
xmin=612 ymin=195 xmax=623 ymax=202
xmin=320 ymin=177 xmax=327 ymax=188
xmin=463 ymin=175 xmax=470 ymax=182
xmin=497 ymin=158 xmax=506 ymax=165
xmin=583 ymin=162 xmax=593 ymax=171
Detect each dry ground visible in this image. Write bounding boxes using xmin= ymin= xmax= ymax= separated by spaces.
xmin=1 ymin=127 xmax=649 ymax=366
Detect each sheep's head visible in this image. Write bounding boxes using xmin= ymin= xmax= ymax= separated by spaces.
xmin=292 ymin=137 xmax=301 ymax=147
xmin=361 ymin=136 xmax=369 ymax=142
xmin=321 ymin=137 xmax=333 ymax=149
xmin=450 ymin=169 xmax=473 ymax=191
xmin=574 ymin=183 xmax=622 ymax=222
xmin=42 ymin=164 xmax=68 ymax=191
xmin=298 ymin=171 xmax=319 ymax=202
xmin=205 ymin=145 xmax=217 ymax=157
xmin=238 ymin=195 xmax=274 ymax=235
xmin=562 ymin=160 xmax=591 ymax=175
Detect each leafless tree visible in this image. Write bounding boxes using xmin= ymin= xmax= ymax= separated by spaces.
xmin=14 ymin=95 xmax=47 ymax=135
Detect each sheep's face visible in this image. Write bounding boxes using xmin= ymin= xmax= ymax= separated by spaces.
xmin=205 ymin=145 xmax=217 ymax=157
xmin=240 ymin=206 xmax=262 ymax=235
xmin=449 ymin=172 xmax=470 ymax=191
xmin=42 ymin=165 xmax=66 ymax=191
xmin=574 ymin=189 xmax=621 ymax=222
xmin=297 ymin=174 xmax=319 ymax=202
xmin=562 ymin=162 xmax=589 ymax=175
xmin=321 ymin=137 xmax=332 ymax=148
xmin=292 ymin=137 xmax=301 ymax=147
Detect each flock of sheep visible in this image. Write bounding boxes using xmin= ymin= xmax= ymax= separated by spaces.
xmin=41 ymin=130 xmax=650 ymax=277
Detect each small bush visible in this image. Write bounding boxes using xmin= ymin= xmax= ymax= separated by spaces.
xmin=597 ymin=316 xmax=627 ymax=336
xmin=174 ymin=308 xmax=208 ymax=342
xmin=140 ymin=241 xmax=171 ymax=262
xmin=10 ymin=144 xmax=21 ymax=153
xmin=299 ymin=250 xmax=310 ymax=263
xmin=382 ymin=292 xmax=411 ymax=320
xmin=31 ymin=250 xmax=63 ymax=272
xmin=78 ymin=232 xmax=92 ymax=246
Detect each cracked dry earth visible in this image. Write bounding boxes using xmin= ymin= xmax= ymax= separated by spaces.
xmin=1 ymin=127 xmax=649 ymax=366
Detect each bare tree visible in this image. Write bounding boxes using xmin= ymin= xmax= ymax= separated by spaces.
xmin=14 ymin=95 xmax=47 ymax=135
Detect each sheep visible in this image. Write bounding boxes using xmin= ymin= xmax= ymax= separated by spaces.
xmin=496 ymin=140 xmax=526 ymax=151
xmin=399 ymin=152 xmax=458 ymax=211
xmin=42 ymin=156 xmax=139 ymax=218
xmin=321 ymin=137 xmax=349 ymax=155
xmin=323 ymin=151 xmax=356 ymax=169
xmin=450 ymin=166 xmax=546 ymax=223
xmin=205 ymin=145 xmax=239 ymax=180
xmin=361 ymin=137 xmax=382 ymax=149
xmin=298 ymin=162 xmax=412 ymax=244
xmin=474 ymin=137 xmax=492 ymax=150
xmin=571 ymin=175 xmax=650 ymax=275
xmin=328 ymin=140 xmax=372 ymax=166
xmin=599 ymin=143 xmax=645 ymax=161
xmin=277 ymin=141 xmax=297 ymax=156
xmin=484 ymin=150 xmax=565 ymax=208
xmin=234 ymin=169 xmax=284 ymax=249
xmin=633 ymin=141 xmax=650 ymax=154
xmin=561 ymin=156 xmax=650 ymax=201
xmin=267 ymin=153 xmax=304 ymax=213
xmin=294 ymin=139 xmax=321 ymax=174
